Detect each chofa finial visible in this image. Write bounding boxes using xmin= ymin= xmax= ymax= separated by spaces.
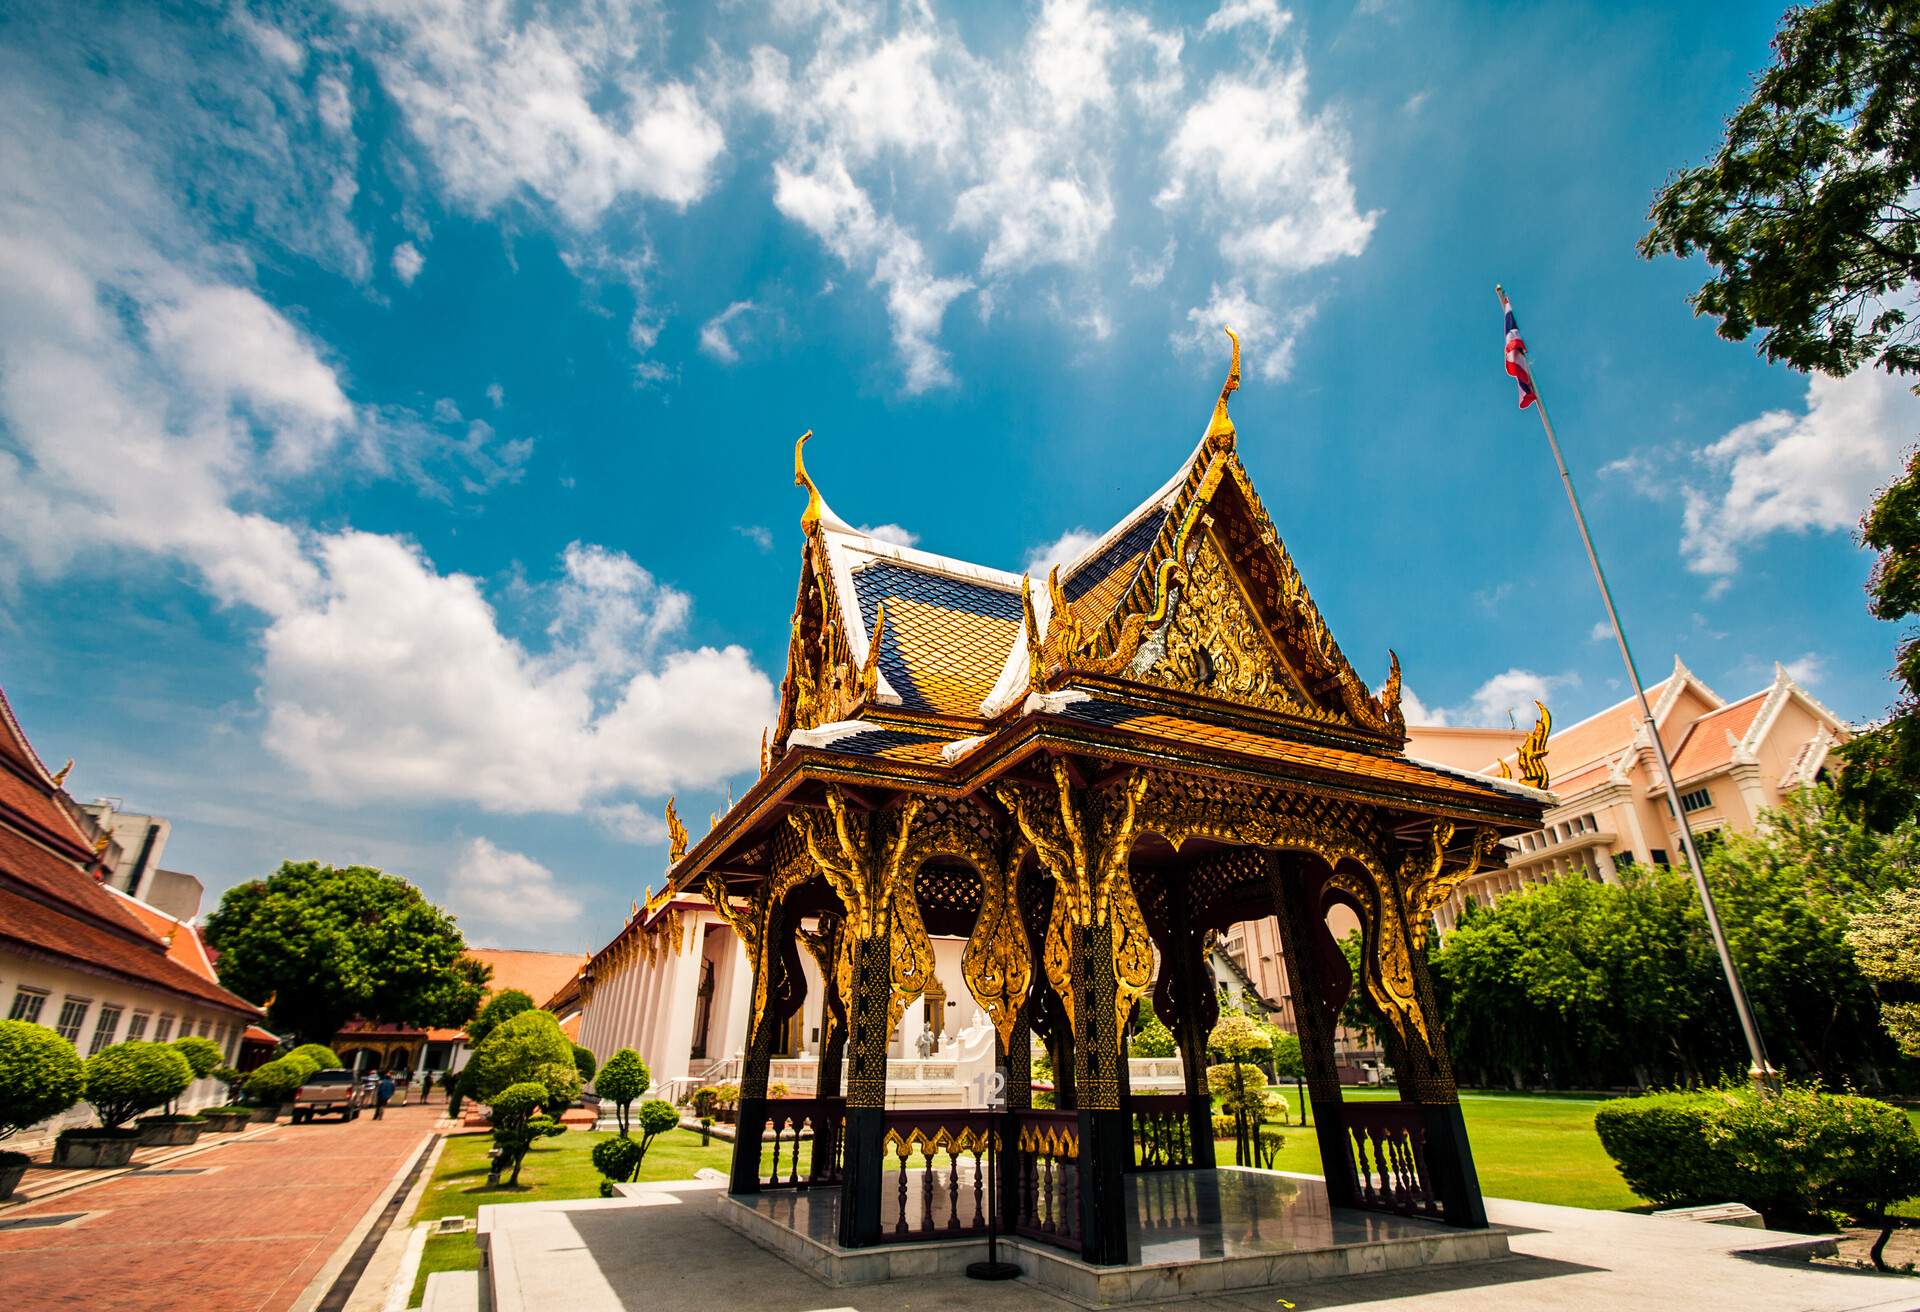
xmin=1205 ymin=326 xmax=1241 ymax=450
xmin=794 ymin=429 xmax=822 ymax=532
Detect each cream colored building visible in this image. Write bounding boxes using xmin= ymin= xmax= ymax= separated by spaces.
xmin=1408 ymin=657 xmax=1849 ymax=932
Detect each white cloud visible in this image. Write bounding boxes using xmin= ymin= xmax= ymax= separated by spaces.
xmin=1590 ymin=621 xmax=1613 ymax=642
xmin=1680 ymin=370 xmax=1920 ymax=578
xmin=1177 ymin=282 xmax=1314 ymax=382
xmin=0 ymin=48 xmax=770 ymax=828
xmin=340 ymin=0 xmax=726 ymax=226
xmin=391 ymin=241 xmax=424 ymax=284
xmin=698 ymin=300 xmax=758 ymax=364
xmin=1460 ymin=669 xmax=1579 ymax=727
xmin=773 ymin=152 xmax=970 ymax=391
xmin=588 ymin=802 xmax=669 ymax=845
xmin=447 ymin=837 xmax=582 ymax=933
xmin=859 ymin=523 xmax=921 ymax=549
xmin=735 ymin=524 xmax=774 ymax=551
xmin=260 ymin=535 xmax=773 ymax=813
xmin=1400 ymin=686 xmax=1444 ymax=726
xmin=1024 ymin=528 xmax=1103 ymax=578
xmin=1160 ymin=66 xmax=1377 ymax=277
xmin=1783 ymin=652 xmax=1826 ymax=687
xmin=1202 ymin=0 xmax=1293 ymax=41
xmin=486 ymin=382 xmax=505 ymax=408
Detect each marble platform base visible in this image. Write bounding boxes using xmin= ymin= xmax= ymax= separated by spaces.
xmin=720 ymin=1168 xmax=1510 ymax=1304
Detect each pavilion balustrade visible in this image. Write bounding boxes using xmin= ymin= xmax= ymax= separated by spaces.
xmin=1013 ymin=1109 xmax=1082 ymax=1254
xmin=1337 ymin=1101 xmax=1441 ymax=1219
xmin=756 ymin=1096 xmax=845 ymax=1190
xmin=1126 ymin=1093 xmax=1198 ymax=1172
xmin=876 ymin=1110 xmax=997 ymax=1242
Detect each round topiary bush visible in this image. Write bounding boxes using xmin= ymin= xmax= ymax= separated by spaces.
xmin=596 ymin=1049 xmax=650 ymax=1134
xmin=461 ymin=1010 xmax=573 ymax=1104
xmin=286 ymin=1043 xmax=342 ymax=1070
xmin=84 ymin=1041 xmax=194 ymax=1129
xmin=572 ymin=1044 xmax=596 ymax=1083
xmin=532 ymin=1060 xmax=582 ymax=1109
xmin=1596 ymin=1084 xmax=1920 ymax=1267
xmin=0 ymin=1020 xmax=86 ymax=1153
xmin=244 ymin=1053 xmax=319 ymax=1105
xmin=591 ymin=1134 xmax=643 ymax=1184
xmin=171 ymin=1034 xmax=223 ymax=1081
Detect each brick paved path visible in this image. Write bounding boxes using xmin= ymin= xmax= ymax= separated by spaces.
xmin=0 ymin=1101 xmax=436 ymax=1312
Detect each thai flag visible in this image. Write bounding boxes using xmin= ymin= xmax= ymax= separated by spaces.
xmin=1501 ymin=290 xmax=1537 ymax=409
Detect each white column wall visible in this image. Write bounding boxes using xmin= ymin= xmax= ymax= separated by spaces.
xmin=655 ymin=912 xmax=709 ymax=1084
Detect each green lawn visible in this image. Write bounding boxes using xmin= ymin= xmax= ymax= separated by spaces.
xmin=407 ymin=1127 xmax=731 ymax=1306
xmin=1231 ymin=1090 xmax=1920 ymax=1216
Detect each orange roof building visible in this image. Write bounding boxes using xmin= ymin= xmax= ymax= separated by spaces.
xmin=1406 ymin=657 xmax=1850 ymax=932
xmin=0 ymin=685 xmax=261 ymax=1142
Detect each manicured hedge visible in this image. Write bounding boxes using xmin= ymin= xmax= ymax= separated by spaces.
xmin=0 ymin=1020 xmax=85 ymax=1143
xmin=171 ymin=1035 xmax=224 ymax=1080
xmin=1595 ymin=1085 xmax=1920 ymax=1230
xmin=244 ymin=1053 xmax=319 ymax=1104
xmin=287 ymin=1043 xmax=342 ymax=1070
xmin=84 ymin=1041 xmax=193 ymax=1129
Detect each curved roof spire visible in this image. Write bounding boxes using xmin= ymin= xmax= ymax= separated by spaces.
xmin=1205 ymin=326 xmax=1241 ymax=451
xmin=794 ymin=428 xmax=828 ymax=534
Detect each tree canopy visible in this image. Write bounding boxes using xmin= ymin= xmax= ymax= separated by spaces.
xmin=1846 ymin=885 xmax=1920 ymax=1056
xmin=1640 ymin=0 xmax=1920 ymax=381
xmin=1641 ymin=0 xmax=1920 ymax=823
xmin=462 ymin=1010 xmax=575 ymax=1104
xmin=203 ymin=861 xmax=483 ymax=1044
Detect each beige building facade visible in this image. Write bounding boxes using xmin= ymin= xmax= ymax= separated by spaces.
xmin=1407 ymin=657 xmax=1849 ymax=933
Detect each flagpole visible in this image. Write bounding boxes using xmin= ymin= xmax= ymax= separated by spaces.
xmin=1496 ymin=284 xmax=1775 ymax=1090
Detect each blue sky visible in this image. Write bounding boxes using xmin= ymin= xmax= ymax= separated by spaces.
xmin=2 ymin=0 xmax=1915 ymax=953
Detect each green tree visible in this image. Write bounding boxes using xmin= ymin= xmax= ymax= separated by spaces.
xmin=0 ymin=1021 xmax=84 ymax=1154
xmin=572 ymin=1044 xmax=597 ymax=1083
xmin=1129 ymin=999 xmax=1176 ymax=1058
xmin=1334 ymin=933 xmax=1390 ymax=1052
xmin=461 ymin=1010 xmax=574 ymax=1104
xmin=286 ymin=1043 xmax=342 ymax=1070
xmin=1269 ymin=1030 xmax=1305 ymax=1126
xmin=465 ymin=990 xmax=535 ymax=1048
xmin=204 ymin=862 xmax=483 ymax=1044
xmin=1844 ymin=884 xmax=1920 ymax=1057
xmin=595 ymin=1048 xmax=650 ymax=1136
xmin=1705 ymin=788 xmax=1920 ymax=1082
xmin=1640 ymin=0 xmax=1920 ymax=381
xmin=1640 ymin=0 xmax=1920 ymax=820
xmin=487 ymin=1082 xmax=565 ymax=1187
xmin=1836 ymin=448 xmax=1920 ymax=827
xmin=84 ymin=1042 xmax=193 ymax=1129
xmin=633 ymin=1099 xmax=679 ymax=1170
xmin=171 ymin=1035 xmax=223 ymax=1080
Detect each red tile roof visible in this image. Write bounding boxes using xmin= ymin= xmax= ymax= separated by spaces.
xmin=1668 ymin=690 xmax=1768 ymax=781
xmin=0 ymin=687 xmax=258 ymax=1017
xmin=467 ymin=948 xmax=589 ymax=1010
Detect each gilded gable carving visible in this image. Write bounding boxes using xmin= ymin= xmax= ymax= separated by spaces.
xmin=1140 ymin=532 xmax=1318 ymax=717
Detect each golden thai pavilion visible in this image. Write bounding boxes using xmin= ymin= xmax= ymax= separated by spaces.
xmin=592 ymin=332 xmax=1550 ymax=1269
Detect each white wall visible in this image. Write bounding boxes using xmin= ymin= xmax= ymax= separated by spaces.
xmin=1 ymin=947 xmax=251 ymax=1149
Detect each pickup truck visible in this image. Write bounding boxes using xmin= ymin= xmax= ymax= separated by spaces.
xmin=290 ymin=1069 xmax=368 ymax=1124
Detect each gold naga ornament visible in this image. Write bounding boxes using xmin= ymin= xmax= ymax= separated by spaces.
xmin=664 ymin=797 xmax=689 ymax=865
xmin=994 ymin=762 xmax=1154 ymax=1044
xmin=789 ymin=788 xmax=932 ymax=1031
xmin=1516 ymin=700 xmax=1553 ymax=789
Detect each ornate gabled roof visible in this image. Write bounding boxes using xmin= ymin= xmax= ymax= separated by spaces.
xmin=674 ymin=333 xmax=1543 ymax=903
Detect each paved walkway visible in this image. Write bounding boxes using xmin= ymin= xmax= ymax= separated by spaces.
xmin=477 ymin=1182 xmax=1920 ymax=1312
xmin=0 ymin=1102 xmax=435 ymax=1312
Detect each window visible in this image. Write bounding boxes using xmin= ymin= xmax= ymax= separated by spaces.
xmin=1679 ymin=788 xmax=1714 ymax=814
xmin=55 ymin=997 xmax=90 ymax=1044
xmin=154 ymin=1014 xmax=175 ymax=1042
xmin=89 ymin=1005 xmax=123 ymax=1055
xmin=1650 ymin=849 xmax=1670 ymax=867
xmin=196 ymin=1018 xmax=211 ymax=1038
xmin=127 ymin=1012 xmax=151 ymax=1041
xmin=9 ymin=987 xmax=48 ymax=1023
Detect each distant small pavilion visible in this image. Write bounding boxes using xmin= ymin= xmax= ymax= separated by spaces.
xmin=659 ymin=332 xmax=1549 ymax=1267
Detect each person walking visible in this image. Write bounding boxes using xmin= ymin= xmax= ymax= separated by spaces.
xmin=375 ymin=1070 xmax=395 ymax=1121
xmin=421 ymin=1070 xmax=434 ymax=1102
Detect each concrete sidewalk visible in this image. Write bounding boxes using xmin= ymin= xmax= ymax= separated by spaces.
xmin=468 ymin=1180 xmax=1920 ymax=1312
xmin=0 ymin=1102 xmax=437 ymax=1312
